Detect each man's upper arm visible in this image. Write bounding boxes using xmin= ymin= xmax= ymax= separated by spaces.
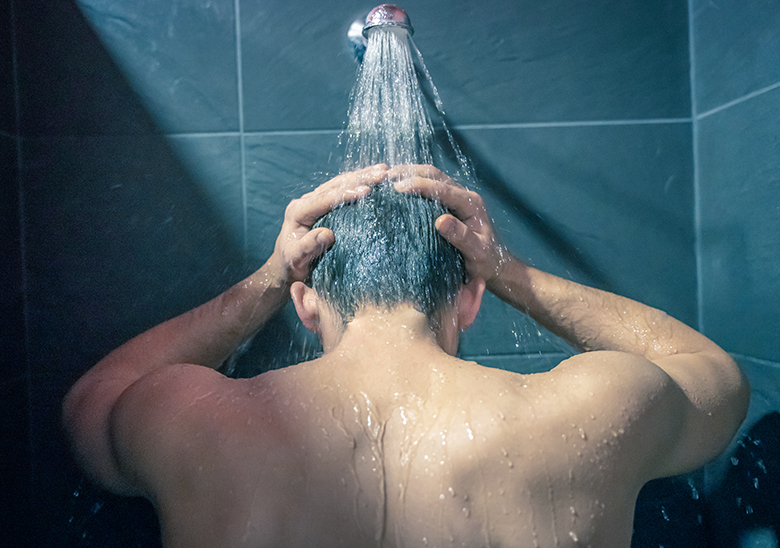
xmin=108 ymin=364 xmax=233 ymax=495
xmin=555 ymin=350 xmax=747 ymax=481
xmin=63 ymin=363 xmax=226 ymax=496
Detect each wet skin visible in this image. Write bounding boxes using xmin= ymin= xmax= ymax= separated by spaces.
xmin=64 ymin=165 xmax=749 ymax=548
xmin=115 ymin=316 xmax=658 ymax=548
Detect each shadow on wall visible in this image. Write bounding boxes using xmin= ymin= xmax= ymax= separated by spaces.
xmin=17 ymin=4 xmax=311 ymax=547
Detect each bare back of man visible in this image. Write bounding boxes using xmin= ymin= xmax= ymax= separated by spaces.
xmin=113 ymin=308 xmax=683 ymax=548
xmin=66 ymin=165 xmax=748 ymax=548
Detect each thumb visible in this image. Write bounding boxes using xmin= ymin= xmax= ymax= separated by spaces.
xmin=289 ymin=228 xmax=334 ymax=279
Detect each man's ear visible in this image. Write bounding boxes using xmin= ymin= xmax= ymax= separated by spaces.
xmin=456 ymin=277 xmax=485 ymax=331
xmin=290 ymin=281 xmax=321 ymax=335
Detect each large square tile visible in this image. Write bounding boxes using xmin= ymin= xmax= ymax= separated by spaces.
xmin=454 ymin=122 xmax=697 ymax=358
xmin=0 ymin=0 xmax=16 ymax=135
xmin=22 ymin=134 xmax=245 ymax=387
xmin=75 ymin=0 xmax=240 ymax=133
xmin=239 ymin=0 xmax=361 ymax=131
xmin=240 ymin=0 xmax=690 ymax=131
xmin=698 ymin=88 xmax=780 ymax=361
xmin=410 ymin=0 xmax=691 ymax=125
xmin=16 ymin=0 xmax=239 ymax=135
xmin=692 ymin=0 xmax=780 ymax=114
xmin=16 ymin=1 xmax=158 ymax=136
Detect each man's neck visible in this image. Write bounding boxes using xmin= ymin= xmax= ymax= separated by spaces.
xmin=322 ymin=306 xmax=454 ymax=358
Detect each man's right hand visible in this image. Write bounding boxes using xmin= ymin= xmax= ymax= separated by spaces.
xmin=389 ymin=164 xmax=510 ymax=285
xmin=269 ymin=164 xmax=389 ymax=283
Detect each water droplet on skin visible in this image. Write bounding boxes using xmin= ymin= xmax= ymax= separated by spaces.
xmin=579 ymin=428 xmax=587 ymax=440
xmin=462 ymin=507 xmax=470 ymax=517
xmin=569 ymin=531 xmax=579 ymax=543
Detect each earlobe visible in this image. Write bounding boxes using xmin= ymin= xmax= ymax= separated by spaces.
xmin=457 ymin=277 xmax=485 ymax=331
xmin=291 ymin=281 xmax=321 ymax=334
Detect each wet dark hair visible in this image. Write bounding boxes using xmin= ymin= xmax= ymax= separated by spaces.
xmin=309 ymin=183 xmax=466 ymax=326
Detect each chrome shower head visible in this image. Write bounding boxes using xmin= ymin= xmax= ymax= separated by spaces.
xmin=362 ymin=4 xmax=414 ymax=37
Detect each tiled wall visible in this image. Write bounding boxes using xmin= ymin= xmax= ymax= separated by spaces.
xmin=692 ymin=2 xmax=780 ymax=543
xmin=1 ymin=0 xmax=31 ymax=545
xmin=5 ymin=0 xmax=778 ymax=546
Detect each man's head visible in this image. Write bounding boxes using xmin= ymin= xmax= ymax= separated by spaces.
xmin=310 ymin=182 xmax=466 ymax=325
xmin=291 ymin=181 xmax=483 ymax=353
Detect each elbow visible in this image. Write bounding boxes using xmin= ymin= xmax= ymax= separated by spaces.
xmin=731 ymin=363 xmax=751 ymax=432
xmin=711 ymin=356 xmax=751 ymax=456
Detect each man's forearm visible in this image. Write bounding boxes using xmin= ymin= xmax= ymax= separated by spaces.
xmin=488 ymin=257 xmax=727 ymax=362
xmin=91 ymin=258 xmax=290 ymax=381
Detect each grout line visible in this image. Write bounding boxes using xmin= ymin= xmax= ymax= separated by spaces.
xmin=234 ymin=0 xmax=248 ymax=255
xmin=453 ymin=118 xmax=692 ymax=131
xmin=9 ymin=0 xmax=34 ymax=512
xmin=167 ymin=131 xmax=241 ymax=138
xmin=697 ymin=80 xmax=780 ymax=120
xmin=166 ymin=117 xmax=693 ymax=139
xmin=688 ymin=0 xmax=704 ymax=335
xmin=242 ymin=128 xmax=343 ymax=137
xmin=730 ymin=353 xmax=780 ymax=367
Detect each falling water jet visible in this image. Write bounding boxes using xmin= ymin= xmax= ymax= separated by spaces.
xmin=340 ymin=4 xmax=474 ymax=187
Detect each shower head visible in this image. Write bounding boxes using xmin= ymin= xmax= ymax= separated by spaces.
xmin=362 ymin=4 xmax=413 ymax=37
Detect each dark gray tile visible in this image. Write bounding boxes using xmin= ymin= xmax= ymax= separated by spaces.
xmin=16 ymin=1 xmax=158 ymax=136
xmin=459 ymin=292 xmax=575 ymax=358
xmin=167 ymin=135 xmax=245 ymax=246
xmin=241 ymin=0 xmax=690 ymax=131
xmin=22 ymin=135 xmax=245 ymax=388
xmin=455 ymin=122 xmax=697 ymax=338
xmin=239 ymin=0 xmax=361 ymax=132
xmin=242 ymin=132 xmax=341 ymax=372
xmin=693 ymin=0 xmax=780 ymax=114
xmin=698 ymin=88 xmax=780 ymax=362
xmin=0 ymin=134 xmax=29 ymax=545
xmin=74 ymin=0 xmax=239 ymax=133
xmin=1 ymin=0 xmax=16 ymax=135
xmin=0 ymin=134 xmax=24 ymax=367
xmin=411 ymin=0 xmax=691 ymax=125
xmin=244 ymin=131 xmax=341 ymax=260
xmin=0 ymin=375 xmax=31 ymax=548
xmin=16 ymin=0 xmax=238 ymax=135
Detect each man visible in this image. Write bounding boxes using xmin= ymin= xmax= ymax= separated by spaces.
xmin=64 ymin=164 xmax=749 ymax=547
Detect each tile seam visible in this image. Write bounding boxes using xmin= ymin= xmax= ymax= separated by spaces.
xmin=9 ymin=0 xmax=35 ymax=518
xmin=234 ymin=0 xmax=248 ymax=255
xmin=697 ymin=80 xmax=780 ymax=120
xmin=688 ymin=0 xmax=704 ymax=335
